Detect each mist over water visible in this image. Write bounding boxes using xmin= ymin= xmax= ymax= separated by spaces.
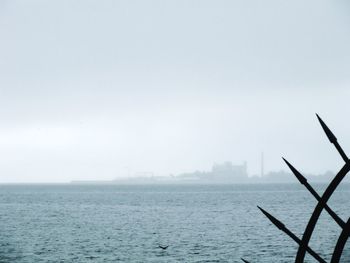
xmin=0 ymin=184 xmax=348 ymax=262
xmin=1 ymin=1 xmax=350 ymax=262
xmin=1 ymin=0 xmax=350 ymax=182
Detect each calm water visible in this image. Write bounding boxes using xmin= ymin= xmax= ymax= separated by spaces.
xmin=0 ymin=183 xmax=349 ymax=262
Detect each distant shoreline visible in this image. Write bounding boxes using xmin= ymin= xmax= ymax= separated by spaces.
xmin=0 ymin=181 xmax=347 ymax=185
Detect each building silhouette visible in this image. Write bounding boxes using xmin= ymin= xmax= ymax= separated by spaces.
xmin=178 ymin=161 xmax=248 ymax=183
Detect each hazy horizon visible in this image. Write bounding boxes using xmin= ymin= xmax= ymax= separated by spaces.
xmin=1 ymin=0 xmax=350 ymax=183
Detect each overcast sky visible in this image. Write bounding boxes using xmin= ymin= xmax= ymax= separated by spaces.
xmin=0 ymin=0 xmax=350 ymax=182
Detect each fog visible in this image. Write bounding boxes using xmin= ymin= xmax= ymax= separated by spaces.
xmin=0 ymin=0 xmax=350 ymax=182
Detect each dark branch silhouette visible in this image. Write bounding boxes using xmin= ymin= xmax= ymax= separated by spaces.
xmin=283 ymin=158 xmax=345 ymax=228
xmin=257 ymin=206 xmax=327 ymax=263
xmin=316 ymin=114 xmax=348 ymax=162
xmin=331 ymin=217 xmax=350 ymax=263
xmin=295 ymin=116 xmax=350 ymax=262
xmin=249 ymin=114 xmax=350 ymax=262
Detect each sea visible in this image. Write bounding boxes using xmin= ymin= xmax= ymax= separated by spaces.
xmin=0 ymin=183 xmax=349 ymax=262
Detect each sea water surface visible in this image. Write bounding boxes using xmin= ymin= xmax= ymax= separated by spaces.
xmin=0 ymin=183 xmax=349 ymax=262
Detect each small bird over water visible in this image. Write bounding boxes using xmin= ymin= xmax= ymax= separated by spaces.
xmin=158 ymin=245 xmax=169 ymax=250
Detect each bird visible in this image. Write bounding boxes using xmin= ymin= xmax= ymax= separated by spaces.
xmin=158 ymin=245 xmax=169 ymax=250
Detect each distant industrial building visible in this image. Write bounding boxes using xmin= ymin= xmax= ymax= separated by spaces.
xmin=212 ymin=161 xmax=247 ymax=179
xmin=178 ymin=161 xmax=248 ymax=183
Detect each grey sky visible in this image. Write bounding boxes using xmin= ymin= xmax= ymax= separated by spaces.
xmin=0 ymin=0 xmax=350 ymax=182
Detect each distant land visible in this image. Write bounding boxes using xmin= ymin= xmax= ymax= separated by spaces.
xmin=71 ymin=161 xmax=347 ymax=184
